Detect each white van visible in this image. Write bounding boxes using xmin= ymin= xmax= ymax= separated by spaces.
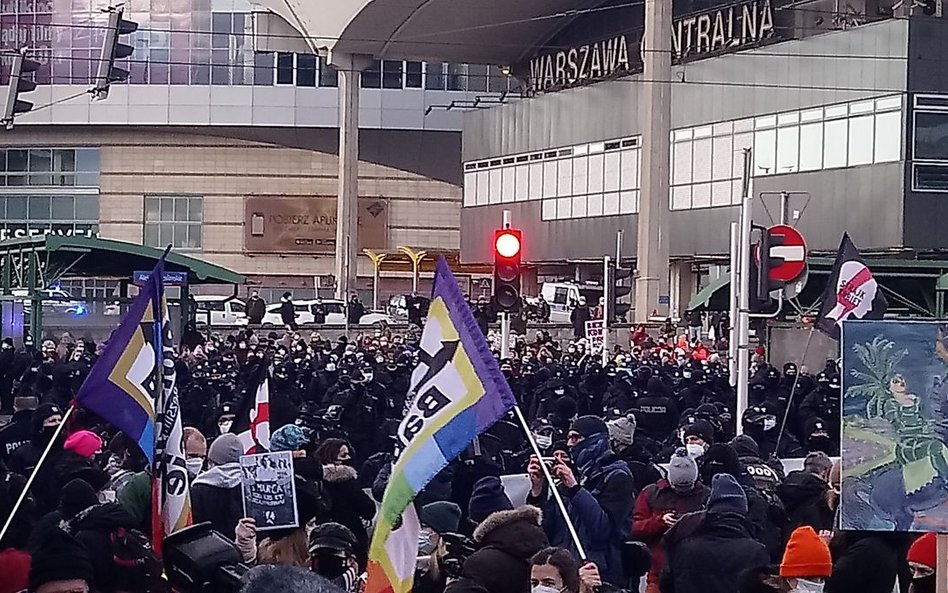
xmin=261 ymin=299 xmax=395 ymax=327
xmin=193 ymin=296 xmax=247 ymax=326
xmin=539 ymin=282 xmax=603 ymax=322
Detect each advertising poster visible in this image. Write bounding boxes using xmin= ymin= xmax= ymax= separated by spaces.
xmin=841 ymin=320 xmax=948 ymax=531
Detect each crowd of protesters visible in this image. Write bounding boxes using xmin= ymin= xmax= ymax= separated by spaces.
xmin=0 ymin=303 xmax=937 ymax=593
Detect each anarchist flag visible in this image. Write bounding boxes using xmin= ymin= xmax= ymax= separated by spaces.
xmin=814 ymin=233 xmax=888 ymax=340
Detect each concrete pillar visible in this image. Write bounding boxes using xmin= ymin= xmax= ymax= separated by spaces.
xmin=330 ymin=52 xmax=371 ymax=300
xmin=669 ymin=261 xmax=696 ymax=320
xmin=634 ymin=0 xmax=672 ymax=322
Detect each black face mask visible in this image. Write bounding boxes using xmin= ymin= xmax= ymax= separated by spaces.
xmin=315 ymin=552 xmax=347 ymax=579
xmin=40 ymin=424 xmax=61 ymax=444
xmin=911 ymin=575 xmax=935 ymax=593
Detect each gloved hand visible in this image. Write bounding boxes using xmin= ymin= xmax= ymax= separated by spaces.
xmin=235 ymin=517 xmax=258 ymax=563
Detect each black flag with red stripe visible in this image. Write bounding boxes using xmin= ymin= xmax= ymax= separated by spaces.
xmin=815 ymin=233 xmax=888 ymax=340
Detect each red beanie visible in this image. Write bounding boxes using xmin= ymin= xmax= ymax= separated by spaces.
xmin=780 ymin=526 xmax=833 ymax=578
xmin=64 ymin=430 xmax=103 ymax=459
xmin=909 ymin=533 xmax=937 ymax=569
xmin=0 ymin=548 xmax=30 ymax=593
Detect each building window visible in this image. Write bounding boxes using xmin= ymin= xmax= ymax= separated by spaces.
xmin=382 ymin=60 xmax=404 ymax=89
xmin=405 ymin=62 xmax=423 ymax=88
xmin=915 ymin=111 xmax=948 ymax=161
xmin=425 ymin=63 xmax=446 ymax=90
xmin=362 ymin=60 xmax=382 ymax=88
xmin=276 ymin=53 xmax=295 ymax=85
xmin=319 ymin=56 xmax=338 ymax=87
xmin=0 ymin=148 xmax=99 ymax=187
xmin=144 ymin=195 xmax=203 ymax=249
xmin=297 ymin=54 xmax=317 ymax=87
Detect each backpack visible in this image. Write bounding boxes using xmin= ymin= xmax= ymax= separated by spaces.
xmin=109 ymin=526 xmax=162 ymax=576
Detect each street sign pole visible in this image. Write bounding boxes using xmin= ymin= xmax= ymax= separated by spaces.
xmin=500 ymin=210 xmax=511 ymax=360
xmin=602 ymin=255 xmax=610 ymax=367
xmin=736 ymin=148 xmax=752 ymax=432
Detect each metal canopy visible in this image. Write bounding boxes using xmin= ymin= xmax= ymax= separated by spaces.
xmin=251 ymin=0 xmax=605 ymax=64
xmin=0 ymin=235 xmax=245 ymax=288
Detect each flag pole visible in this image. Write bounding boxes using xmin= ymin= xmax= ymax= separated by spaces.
xmin=775 ymin=326 xmax=815 ymax=450
xmin=512 ymin=405 xmax=588 ymax=560
xmin=0 ymin=405 xmax=75 ymax=544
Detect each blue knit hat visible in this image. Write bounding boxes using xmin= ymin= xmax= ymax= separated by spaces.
xmin=270 ymin=424 xmax=309 ymax=452
xmin=468 ymin=476 xmax=513 ymax=523
xmin=708 ymin=473 xmax=748 ymax=515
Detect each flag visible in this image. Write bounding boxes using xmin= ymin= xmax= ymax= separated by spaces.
xmin=75 ymin=260 xmax=164 ymax=463
xmin=365 ymin=257 xmax=516 ymax=593
xmin=815 ymin=233 xmax=888 ymax=339
xmin=233 ymin=368 xmax=271 ymax=454
xmin=150 ymin=268 xmax=191 ymax=555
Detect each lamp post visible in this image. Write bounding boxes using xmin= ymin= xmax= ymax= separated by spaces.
xmin=363 ymin=249 xmax=387 ymax=311
xmin=397 ymin=246 xmax=427 ymax=294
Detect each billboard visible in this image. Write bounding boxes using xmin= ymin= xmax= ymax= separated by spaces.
xmin=244 ymin=195 xmax=388 ymax=254
xmin=841 ymin=320 xmax=948 ymax=532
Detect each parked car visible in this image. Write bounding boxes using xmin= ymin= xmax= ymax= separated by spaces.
xmin=13 ymin=288 xmax=89 ymax=316
xmin=193 ymin=295 xmax=248 ymax=326
xmin=261 ymin=299 xmax=394 ymax=327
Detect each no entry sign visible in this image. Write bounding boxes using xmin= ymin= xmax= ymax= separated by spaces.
xmin=766 ymin=224 xmax=807 ymax=283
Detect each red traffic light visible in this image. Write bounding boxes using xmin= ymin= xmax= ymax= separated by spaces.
xmin=494 ymin=229 xmax=522 ymax=258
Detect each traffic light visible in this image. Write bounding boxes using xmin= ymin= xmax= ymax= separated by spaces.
xmin=493 ymin=228 xmax=522 ymax=313
xmin=755 ymin=225 xmax=787 ymax=303
xmin=2 ymin=48 xmax=41 ymax=130
xmin=606 ymin=259 xmax=632 ymax=322
xmin=92 ymin=6 xmax=138 ymax=100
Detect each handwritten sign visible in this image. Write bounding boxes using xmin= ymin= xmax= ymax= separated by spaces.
xmin=239 ymin=451 xmax=298 ymax=531
xmin=585 ymin=319 xmax=604 ymax=353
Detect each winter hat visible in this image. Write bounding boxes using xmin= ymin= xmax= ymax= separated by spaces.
xmin=667 ymin=448 xmax=698 ymax=490
xmin=607 ymin=415 xmax=636 ymax=447
xmin=780 ymin=526 xmax=833 ymax=578
xmin=308 ymin=522 xmax=357 ymax=554
xmin=28 ymin=528 xmax=94 ymax=590
xmin=208 ymin=433 xmax=243 ymax=465
xmin=699 ymin=443 xmax=742 ymax=482
xmin=909 ymin=533 xmax=937 ymax=569
xmin=552 ymin=396 xmax=577 ymax=420
xmin=64 ymin=430 xmax=103 ymax=459
xmin=730 ymin=434 xmax=761 ymax=458
xmin=31 ymin=403 xmax=63 ymax=432
xmin=570 ymin=415 xmax=608 ymax=438
xmin=420 ymin=501 xmax=462 ymax=534
xmin=707 ymin=473 xmax=748 ymax=515
xmin=60 ymin=478 xmax=99 ymax=520
xmin=468 ymin=475 xmax=513 ymax=524
xmin=683 ymin=420 xmax=715 ymax=444
xmin=270 ymin=424 xmax=309 ymax=452
xmin=0 ymin=548 xmax=30 ymax=593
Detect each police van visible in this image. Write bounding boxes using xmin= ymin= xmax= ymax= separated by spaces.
xmin=538 ymin=282 xmax=603 ymax=323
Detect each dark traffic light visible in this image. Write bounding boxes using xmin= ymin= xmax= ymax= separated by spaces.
xmin=754 ymin=225 xmax=787 ymax=306
xmin=2 ymin=48 xmax=41 ymax=130
xmin=606 ymin=259 xmax=632 ymax=322
xmin=493 ymin=228 xmax=522 ymax=313
xmin=93 ymin=6 xmax=138 ymax=100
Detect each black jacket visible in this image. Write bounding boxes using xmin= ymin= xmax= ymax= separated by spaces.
xmin=826 ymin=532 xmax=905 ymax=593
xmin=70 ymin=502 xmax=140 ymax=593
xmin=661 ymin=511 xmax=770 ymax=593
xmin=348 ymin=301 xmax=366 ymax=324
xmin=323 ymin=463 xmax=377 ymax=563
xmin=246 ymin=297 xmax=266 ymax=324
xmin=279 ymin=299 xmax=296 ymax=326
xmin=776 ymin=470 xmax=834 ymax=543
xmin=446 ymin=506 xmax=549 ymax=593
xmin=190 ymin=464 xmax=245 ymax=537
xmin=0 ymin=410 xmax=33 ymax=464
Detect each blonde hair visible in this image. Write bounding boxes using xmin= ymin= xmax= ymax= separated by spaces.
xmin=257 ymin=528 xmax=309 ymax=568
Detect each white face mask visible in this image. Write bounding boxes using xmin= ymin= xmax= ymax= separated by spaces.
xmin=686 ymin=443 xmax=705 ymax=459
xmin=532 ymin=586 xmax=561 ymax=593
xmin=790 ymin=578 xmax=825 ymax=593
xmin=763 ymin=417 xmax=777 ymax=431
xmin=535 ymin=433 xmax=553 ymax=449
xmin=186 ymin=458 xmax=204 ymax=479
xmin=218 ymin=420 xmax=233 ymax=434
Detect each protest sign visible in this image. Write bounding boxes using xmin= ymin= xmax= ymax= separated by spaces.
xmin=240 ymin=450 xmax=298 ymax=531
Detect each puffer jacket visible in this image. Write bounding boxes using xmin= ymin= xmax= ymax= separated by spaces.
xmin=445 ymin=506 xmax=549 ymax=593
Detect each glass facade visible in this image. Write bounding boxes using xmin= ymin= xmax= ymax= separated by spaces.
xmin=463 ymin=95 xmax=904 ymax=219
xmin=0 ymin=147 xmax=100 ymax=240
xmin=0 ymin=0 xmax=516 ymax=92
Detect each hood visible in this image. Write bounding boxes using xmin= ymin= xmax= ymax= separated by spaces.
xmin=192 ymin=463 xmax=243 ymax=489
xmin=777 ymin=471 xmax=828 ymax=508
xmin=473 ymin=506 xmax=547 ymax=560
xmin=322 ymin=463 xmax=358 ymax=483
xmin=730 ymin=434 xmax=761 ymax=458
xmin=646 ymin=377 xmax=666 ymax=398
xmin=70 ymin=502 xmax=135 ymax=532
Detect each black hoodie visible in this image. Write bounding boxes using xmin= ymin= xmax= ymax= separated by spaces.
xmin=70 ymin=502 xmax=140 ymax=592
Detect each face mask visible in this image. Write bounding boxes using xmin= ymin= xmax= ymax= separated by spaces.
xmin=106 ymin=453 xmax=124 ymax=475
xmin=326 ymin=363 xmax=336 ymax=372
xmin=686 ymin=443 xmax=705 ymax=459
xmin=790 ymin=578 xmax=825 ymax=593
xmin=763 ymin=417 xmax=777 ymax=431
xmin=554 ymin=388 xmax=564 ymax=395
xmin=535 ymin=433 xmax=553 ymax=449
xmin=186 ymin=458 xmax=204 ymax=479
xmin=418 ymin=529 xmax=438 ymax=555
xmin=364 ymin=372 xmax=374 ymax=382
xmin=41 ymin=425 xmax=60 ymax=443
xmin=532 ymin=586 xmax=562 ymax=593
xmin=315 ymin=553 xmax=347 ymax=580
xmin=218 ymin=421 xmax=233 ymax=434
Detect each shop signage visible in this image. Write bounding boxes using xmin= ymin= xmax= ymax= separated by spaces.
xmin=0 ymin=225 xmax=97 ymax=241
xmin=528 ymin=0 xmax=775 ymax=94
xmin=244 ymin=195 xmax=388 ymax=254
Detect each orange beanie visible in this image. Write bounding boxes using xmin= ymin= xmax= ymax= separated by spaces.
xmin=780 ymin=526 xmax=833 ymax=578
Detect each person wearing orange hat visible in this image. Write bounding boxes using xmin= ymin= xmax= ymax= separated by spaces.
xmin=907 ymin=532 xmax=936 ymax=593
xmin=779 ymin=526 xmax=832 ymax=592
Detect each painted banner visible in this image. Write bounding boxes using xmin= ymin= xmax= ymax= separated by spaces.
xmin=841 ymin=320 xmax=948 ymax=532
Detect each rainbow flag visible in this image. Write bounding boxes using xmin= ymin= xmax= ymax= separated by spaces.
xmin=365 ymin=257 xmax=516 ymax=593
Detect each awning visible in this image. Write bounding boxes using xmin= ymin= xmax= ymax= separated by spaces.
xmin=688 ymin=275 xmax=730 ymax=311
xmin=0 ymin=235 xmax=245 ymax=286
